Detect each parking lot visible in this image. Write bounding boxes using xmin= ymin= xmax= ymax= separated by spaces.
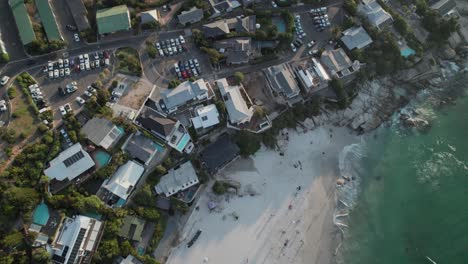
xmin=147 ymin=32 xmax=212 ymax=87
xmin=50 ymin=0 xmax=86 ymax=48
xmin=31 ymin=50 xmax=114 ymax=122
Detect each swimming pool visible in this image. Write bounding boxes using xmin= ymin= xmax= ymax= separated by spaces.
xmin=94 ymin=150 xmax=111 ymax=168
xmin=33 ymin=202 xmax=50 ymax=226
xmin=152 ymin=141 xmax=165 ymax=153
xmin=401 ymin=47 xmax=416 ymax=58
xmin=272 ymin=17 xmax=286 ymax=33
xmin=176 ymin=134 xmax=191 ymax=152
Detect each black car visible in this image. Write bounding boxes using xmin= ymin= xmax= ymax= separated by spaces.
xmin=66 ymin=25 xmax=77 ymax=31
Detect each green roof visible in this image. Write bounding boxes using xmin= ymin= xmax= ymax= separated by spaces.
xmin=96 ymin=5 xmax=131 ymax=35
xmin=9 ymin=0 xmax=36 ymax=45
xmin=35 ymin=0 xmax=62 ymax=41
xmin=118 ymin=216 xmax=145 ymax=242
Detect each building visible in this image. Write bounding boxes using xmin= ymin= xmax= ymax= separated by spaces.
xmin=191 ymin=104 xmax=220 ymax=130
xmin=214 ymin=37 xmax=254 ymax=65
xmin=265 ymin=63 xmax=301 ymax=100
xmin=98 ymin=160 xmax=145 ymax=207
xmin=135 ymin=106 xmax=193 ymax=153
xmin=36 ymin=0 xmax=63 ymax=41
xmin=208 ymin=0 xmax=242 ymax=17
xmin=44 ymin=143 xmax=95 ymax=182
xmin=155 ymin=161 xmax=199 ymax=199
xmin=358 ymin=0 xmax=393 ymax=30
xmin=160 ymin=79 xmax=211 ymax=114
xmin=66 ymin=0 xmax=91 ymax=32
xmin=116 ymin=255 xmax=144 ymax=264
xmin=51 ymin=215 xmax=103 ymax=264
xmin=122 ymin=132 xmax=160 ymax=166
xmin=295 ymin=68 xmax=320 ymax=93
xmin=9 ymin=0 xmax=36 ymax=45
xmin=321 ymin=48 xmax=361 ymax=79
xmin=140 ymin=9 xmax=159 ymax=24
xmin=96 ymin=5 xmax=131 ymax=35
xmin=201 ymin=15 xmax=256 ymax=38
xmin=216 ymin=78 xmax=254 ymax=126
xmin=118 ymin=216 xmax=146 ymax=242
xmin=81 ymin=117 xmax=124 ymax=150
xmin=311 ymin=58 xmax=331 ymax=82
xmin=178 ymin=7 xmax=204 ymax=26
xmin=199 ymin=134 xmax=240 ymax=175
xmin=340 ymin=26 xmax=373 ymax=50
xmin=430 ymin=0 xmax=457 ymax=16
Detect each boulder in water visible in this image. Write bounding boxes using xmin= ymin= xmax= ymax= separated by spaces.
xmin=404 ymin=117 xmax=430 ymax=129
xmin=336 ymin=178 xmax=346 ymax=186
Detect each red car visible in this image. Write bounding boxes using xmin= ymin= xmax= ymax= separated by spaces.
xmin=103 ymin=51 xmax=110 ymax=59
xmin=181 ymin=70 xmax=188 ymax=79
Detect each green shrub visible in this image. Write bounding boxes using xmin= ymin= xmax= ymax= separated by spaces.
xmin=7 ymin=87 xmax=17 ymax=99
xmin=212 ymin=181 xmax=226 ymax=195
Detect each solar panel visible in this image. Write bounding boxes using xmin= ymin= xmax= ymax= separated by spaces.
xmin=63 ymin=151 xmax=85 ymax=167
xmin=67 ymin=228 xmax=86 ymax=264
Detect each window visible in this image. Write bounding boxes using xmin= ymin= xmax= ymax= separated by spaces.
xmin=201 ymin=116 xmax=208 ymax=121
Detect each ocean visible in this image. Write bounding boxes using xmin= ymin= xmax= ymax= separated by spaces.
xmin=336 ymin=65 xmax=468 ymax=263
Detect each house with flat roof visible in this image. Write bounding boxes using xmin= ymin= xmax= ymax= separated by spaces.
xmin=44 ymin=143 xmax=95 ymax=183
xmin=9 ymin=0 xmax=36 ymax=45
xmin=430 ymin=0 xmax=457 ymax=16
xmin=66 ymin=0 xmax=90 ymax=32
xmin=116 ymin=255 xmax=144 ymax=264
xmin=81 ymin=117 xmax=124 ymax=150
xmin=51 ymin=215 xmax=103 ymax=264
xmin=321 ymin=48 xmax=361 ymax=79
xmin=201 ymin=15 xmax=256 ymax=38
xmin=191 ymin=104 xmax=220 ymax=130
xmin=160 ymin=79 xmax=212 ymax=114
xmin=154 ymin=161 xmax=199 ymax=200
xmin=199 ymin=134 xmax=240 ymax=175
xmin=340 ymin=26 xmax=373 ymax=51
xmin=118 ymin=216 xmax=146 ymax=242
xmin=122 ymin=132 xmax=160 ymax=166
xmin=208 ymin=0 xmax=242 ymax=17
xmin=36 ymin=0 xmax=63 ymax=41
xmin=96 ymin=5 xmax=131 ymax=35
xmin=216 ymin=78 xmax=254 ymax=126
xmin=214 ymin=37 xmax=255 ymax=65
xmin=98 ymin=160 xmax=145 ymax=207
xmin=265 ymin=63 xmax=301 ymax=101
xmin=178 ymin=7 xmax=204 ymax=25
xmin=358 ymin=0 xmax=393 ymax=30
xmin=140 ymin=9 xmax=159 ymax=24
xmin=135 ymin=105 xmax=193 ymax=153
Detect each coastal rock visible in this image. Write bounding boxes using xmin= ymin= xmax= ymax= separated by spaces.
xmin=404 ymin=117 xmax=430 ymax=129
xmin=439 ymin=45 xmax=457 ymax=60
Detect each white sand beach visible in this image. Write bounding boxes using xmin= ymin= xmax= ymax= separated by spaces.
xmin=166 ymin=126 xmax=359 ymax=264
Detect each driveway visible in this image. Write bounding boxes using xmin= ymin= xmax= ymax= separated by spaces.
xmin=0 ymin=0 xmax=27 ymax=61
xmin=50 ymin=0 xmax=87 ymax=49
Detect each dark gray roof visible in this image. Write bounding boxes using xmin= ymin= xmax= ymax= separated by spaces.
xmin=66 ymin=0 xmax=90 ymax=31
xmin=136 ymin=107 xmax=176 ymax=139
xmin=341 ymin=26 xmax=373 ymax=50
xmin=124 ymin=133 xmax=158 ymax=164
xmin=430 ymin=0 xmax=457 ymax=15
xmin=178 ymin=7 xmax=204 ymax=25
xmin=202 ymin=15 xmax=256 ymax=38
xmin=265 ymin=64 xmax=300 ymax=99
xmin=81 ymin=117 xmax=123 ymax=149
xmin=199 ymin=134 xmax=239 ymax=175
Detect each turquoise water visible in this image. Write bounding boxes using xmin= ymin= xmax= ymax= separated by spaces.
xmin=272 ymin=17 xmax=286 ymax=33
xmin=175 ymin=134 xmax=190 ymax=151
xmin=154 ymin=141 xmax=165 ymax=153
xmin=94 ymin=150 xmax=111 ymax=168
xmin=341 ymin=71 xmax=468 ymax=263
xmin=32 ymin=202 xmax=49 ymax=226
xmin=401 ymin=47 xmax=416 ymax=58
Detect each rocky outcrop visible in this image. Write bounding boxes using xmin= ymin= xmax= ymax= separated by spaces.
xmin=439 ymin=45 xmax=457 ymax=60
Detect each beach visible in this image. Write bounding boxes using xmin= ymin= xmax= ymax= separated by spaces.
xmin=166 ymin=125 xmax=359 ymax=264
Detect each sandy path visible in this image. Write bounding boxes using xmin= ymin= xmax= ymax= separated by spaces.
xmin=166 ymin=126 xmax=358 ymax=264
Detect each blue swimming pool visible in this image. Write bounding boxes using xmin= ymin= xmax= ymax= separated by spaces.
xmin=153 ymin=141 xmax=166 ymax=153
xmin=33 ymin=202 xmax=50 ymax=226
xmin=94 ymin=150 xmax=111 ymax=168
xmin=401 ymin=47 xmax=416 ymax=58
xmin=176 ymin=134 xmax=191 ymax=152
xmin=272 ymin=17 xmax=286 ymax=33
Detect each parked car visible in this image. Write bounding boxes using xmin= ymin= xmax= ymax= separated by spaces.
xmin=174 ymin=63 xmax=180 ymax=72
xmin=54 ymin=69 xmax=59 ymax=78
xmin=0 ymin=76 xmax=10 ymax=86
xmin=64 ymin=103 xmax=72 ymax=113
xmin=48 ymin=71 xmax=54 ymax=79
xmin=59 ymin=69 xmax=65 ymax=77
xmin=179 ymin=35 xmax=185 ymax=44
xmin=85 ymin=61 xmax=90 ymax=71
xmin=59 ymin=106 xmax=67 ymax=116
xmin=74 ymin=33 xmax=80 ymax=42
xmin=65 ymin=68 xmax=70 ymax=76
xmin=0 ymin=100 xmax=6 ymax=112
xmin=75 ymin=96 xmax=85 ymax=105
xmin=290 ymin=43 xmax=297 ymax=52
xmin=66 ymin=25 xmax=77 ymax=31
xmin=271 ymin=1 xmax=277 ymax=8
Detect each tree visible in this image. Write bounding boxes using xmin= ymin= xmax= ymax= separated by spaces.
xmin=235 ymin=131 xmax=261 ymax=156
xmin=212 ymin=181 xmax=226 ymax=195
xmin=97 ymin=89 xmax=110 ymax=106
xmin=329 ymin=78 xmax=349 ymax=109
xmin=344 ymin=0 xmax=358 ymax=15
xmin=0 ymin=52 xmax=10 ymax=63
xmin=32 ymin=248 xmax=51 ymax=264
xmin=1 ymin=231 xmax=23 ymax=249
xmin=168 ymin=79 xmax=181 ymax=89
xmin=234 ymin=72 xmax=245 ymax=84
xmin=112 ymin=80 xmax=118 ymax=88
xmin=7 ymin=87 xmax=16 ymax=99
xmin=394 ymin=15 xmax=409 ymax=36
xmin=3 ymin=187 xmax=40 ymax=213
xmin=97 ymin=239 xmax=120 ymax=261
xmin=119 ymin=240 xmax=135 ymax=257
xmin=331 ymin=26 xmax=342 ymax=39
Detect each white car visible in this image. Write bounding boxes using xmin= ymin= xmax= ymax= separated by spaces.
xmin=84 ymin=54 xmax=89 ymax=62
xmin=79 ymin=55 xmax=84 ymax=63
xmin=54 ymin=69 xmax=59 ymax=78
xmin=80 ymin=63 xmax=85 ymax=71
xmin=75 ymin=96 xmax=85 ymax=105
xmin=48 ymin=71 xmax=54 ymax=79
xmin=59 ymin=106 xmax=67 ymax=116
xmin=59 ymin=69 xmax=65 ymax=77
xmin=84 ymin=90 xmax=93 ymax=97
xmin=1 ymin=76 xmax=10 ymax=86
xmin=174 ymin=63 xmax=180 ymax=72
xmin=74 ymin=33 xmax=80 ymax=42
xmin=308 ymin=49 xmax=319 ymax=56
xmin=48 ymin=62 xmax=54 ymax=71
xmin=65 ymin=68 xmax=70 ymax=76
xmin=87 ymin=86 xmax=96 ymax=94
xmin=194 ymin=59 xmax=200 ymax=67
xmin=95 ymin=59 xmax=100 ymax=68
xmin=307 ymin=40 xmax=316 ymax=48
xmin=179 ymin=35 xmax=185 ymax=44
xmin=290 ymin=43 xmax=297 ymax=52
xmin=0 ymin=100 xmax=7 ymax=112
xmin=272 ymin=1 xmax=277 ymax=8
xmin=85 ymin=61 xmax=90 ymax=71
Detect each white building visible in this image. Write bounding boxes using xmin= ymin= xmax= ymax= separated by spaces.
xmin=321 ymin=48 xmax=361 ymax=79
xmin=358 ymin=0 xmax=393 ymax=30
xmin=99 ymin=160 xmax=145 ymax=207
xmin=140 ymin=9 xmax=159 ymax=24
xmin=216 ymin=78 xmax=254 ymax=126
xmin=51 ymin=215 xmax=103 ymax=264
xmin=161 ymin=79 xmax=211 ymax=114
xmin=191 ymin=104 xmax=220 ymax=129
xmin=155 ymin=161 xmax=199 ymax=198
xmin=341 ymin=26 xmax=373 ymax=50
xmin=44 ymin=143 xmax=95 ymax=182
